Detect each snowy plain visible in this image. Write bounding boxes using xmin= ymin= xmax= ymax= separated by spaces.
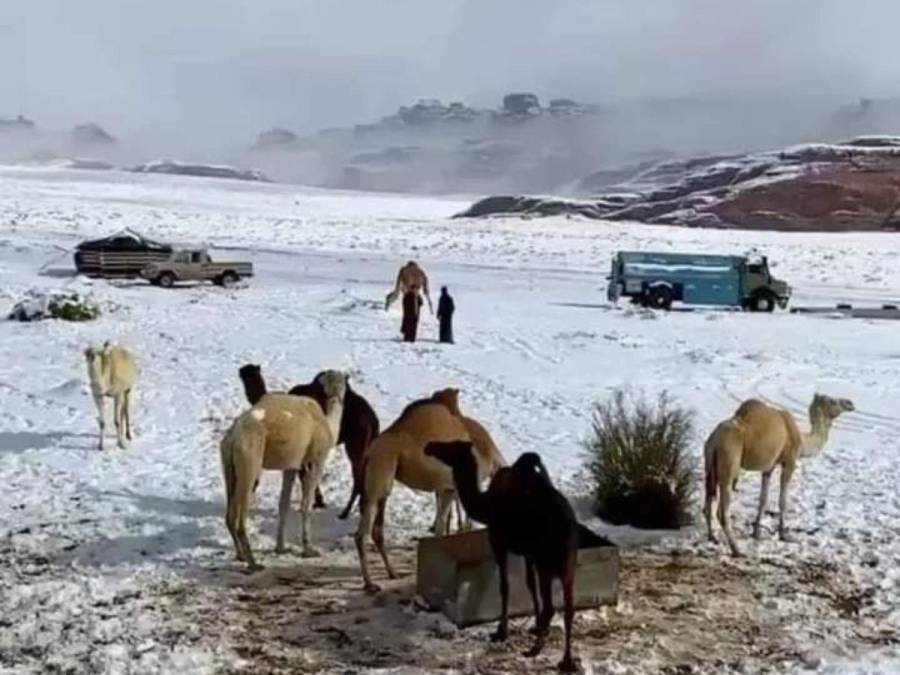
xmin=0 ymin=166 xmax=899 ymax=674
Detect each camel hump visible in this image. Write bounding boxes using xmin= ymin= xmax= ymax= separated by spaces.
xmin=733 ymin=398 xmax=770 ymax=420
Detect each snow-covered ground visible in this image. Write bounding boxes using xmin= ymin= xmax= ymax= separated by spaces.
xmin=1 ymin=167 xmax=899 ymax=674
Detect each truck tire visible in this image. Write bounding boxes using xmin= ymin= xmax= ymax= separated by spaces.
xmin=219 ymin=271 xmax=239 ymax=287
xmin=157 ymin=272 xmax=176 ymax=288
xmin=647 ymin=285 xmax=673 ymax=310
xmin=749 ymin=289 xmax=776 ymax=312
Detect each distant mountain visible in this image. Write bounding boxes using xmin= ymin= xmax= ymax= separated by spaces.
xmin=454 ymin=138 xmax=900 ymax=232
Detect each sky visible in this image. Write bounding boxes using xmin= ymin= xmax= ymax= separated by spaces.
xmin=1 ymin=0 xmax=898 ymax=149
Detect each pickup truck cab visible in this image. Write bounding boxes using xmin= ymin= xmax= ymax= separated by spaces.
xmin=140 ymin=249 xmax=254 ymax=288
xmin=607 ymin=250 xmax=791 ymax=311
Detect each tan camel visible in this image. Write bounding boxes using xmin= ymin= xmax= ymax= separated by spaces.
xmin=354 ymin=399 xmax=465 ymax=592
xmin=220 ymin=371 xmax=346 ymax=568
xmin=704 ymin=394 xmax=854 ymax=556
xmin=385 ymin=260 xmax=433 ymax=313
xmin=84 ymin=342 xmax=138 ymax=451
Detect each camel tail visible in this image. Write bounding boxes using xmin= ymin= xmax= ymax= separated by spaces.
xmin=220 ymin=425 xmax=238 ymax=513
xmin=704 ymin=435 xmax=718 ymax=501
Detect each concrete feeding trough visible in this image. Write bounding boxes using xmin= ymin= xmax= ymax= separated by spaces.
xmin=416 ymin=525 xmax=619 ymax=627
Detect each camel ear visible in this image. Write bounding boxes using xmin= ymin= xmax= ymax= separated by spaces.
xmin=84 ymin=347 xmax=93 ymax=358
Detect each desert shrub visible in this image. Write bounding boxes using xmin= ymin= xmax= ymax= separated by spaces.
xmin=7 ymin=291 xmax=100 ymax=322
xmin=584 ymin=389 xmax=697 ymax=529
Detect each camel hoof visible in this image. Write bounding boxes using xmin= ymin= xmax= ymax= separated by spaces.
xmin=363 ymin=582 xmax=381 ymax=594
xmin=779 ymin=531 xmax=795 ymax=543
xmin=523 ymin=643 xmax=544 ymax=658
xmin=752 ymin=528 xmax=763 ymax=540
xmin=528 ymin=624 xmax=548 ymax=636
xmin=558 ymin=657 xmax=578 ymax=673
xmin=337 ymin=510 xmax=350 ymax=521
xmin=490 ymin=629 xmax=508 ymax=643
xmin=301 ymin=548 xmax=321 ymax=559
xmin=707 ymin=535 xmax=718 ymax=544
xmin=274 ymin=545 xmax=289 ymax=554
xmin=730 ymin=548 xmax=744 ymax=558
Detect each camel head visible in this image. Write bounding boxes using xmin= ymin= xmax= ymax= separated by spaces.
xmin=432 ymin=387 xmax=461 ymax=416
xmin=512 ymin=452 xmax=554 ymax=486
xmin=424 ymin=440 xmax=475 ymax=470
xmin=238 ymin=363 xmax=261 ymax=381
xmin=316 ymin=369 xmax=347 ymax=403
xmin=810 ymin=393 xmax=855 ymax=423
xmin=84 ymin=343 xmax=108 ymax=367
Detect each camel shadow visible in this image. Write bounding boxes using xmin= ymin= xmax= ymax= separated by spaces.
xmin=53 ymin=519 xmax=222 ymax=568
xmin=100 ymin=488 xmax=223 ymax=519
xmin=0 ymin=430 xmax=96 ymax=454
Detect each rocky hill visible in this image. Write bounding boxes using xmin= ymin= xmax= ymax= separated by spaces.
xmin=455 ymin=138 xmax=900 ymax=232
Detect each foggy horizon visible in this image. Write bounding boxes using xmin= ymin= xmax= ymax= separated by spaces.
xmin=3 ymin=0 xmax=899 ymax=146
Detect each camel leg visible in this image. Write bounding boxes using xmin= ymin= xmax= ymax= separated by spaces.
xmin=232 ymin=463 xmax=263 ymax=569
xmin=558 ymin=553 xmax=578 ymax=673
xmin=753 ymin=470 xmax=773 ymax=540
xmin=93 ymin=392 xmax=106 ymax=451
xmin=703 ymin=490 xmax=717 ymax=544
xmin=525 ymin=568 xmax=555 ymax=658
xmin=434 ymin=490 xmax=455 ymax=536
xmin=221 ymin=441 xmax=243 ymax=561
xmin=300 ymin=462 xmax=324 ymax=557
xmin=275 ymin=470 xmax=297 ymax=553
xmin=355 ymin=450 xmax=396 ymax=592
xmin=124 ymin=389 xmax=133 ymax=441
xmin=313 ymin=485 xmax=326 ymax=510
xmin=114 ymin=394 xmax=127 ymax=449
xmin=525 ymin=558 xmax=542 ymax=635
xmin=716 ymin=452 xmax=742 ymax=556
xmin=717 ymin=479 xmax=742 ymax=557
xmin=491 ymin=546 xmax=510 ymax=643
xmin=778 ymin=463 xmax=797 ymax=543
xmin=373 ymin=498 xmax=396 ymax=579
xmin=355 ymin=498 xmax=380 ymax=593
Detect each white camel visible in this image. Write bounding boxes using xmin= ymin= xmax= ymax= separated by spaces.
xmin=220 ymin=370 xmax=346 ymax=568
xmin=704 ymin=393 xmax=854 ymax=556
xmin=84 ymin=342 xmax=138 ymax=451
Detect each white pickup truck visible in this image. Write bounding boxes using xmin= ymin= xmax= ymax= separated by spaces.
xmin=140 ymin=249 xmax=254 ymax=288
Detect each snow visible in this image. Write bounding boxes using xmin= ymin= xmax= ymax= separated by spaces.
xmin=1 ymin=166 xmax=899 ymax=674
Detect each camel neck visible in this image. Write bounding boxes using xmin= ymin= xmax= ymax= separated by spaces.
xmin=449 ymin=459 xmax=490 ymax=525
xmin=802 ymin=409 xmax=832 ymax=457
xmin=243 ymin=378 xmax=266 ymax=405
xmin=323 ymin=396 xmax=344 ymax=444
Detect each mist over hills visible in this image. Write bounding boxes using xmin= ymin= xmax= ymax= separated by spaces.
xmin=3 ymin=93 xmax=899 ymax=198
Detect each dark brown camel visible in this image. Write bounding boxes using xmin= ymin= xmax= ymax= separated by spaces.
xmin=237 ymin=364 xmax=380 ymax=517
xmin=425 ymin=442 xmax=580 ymax=673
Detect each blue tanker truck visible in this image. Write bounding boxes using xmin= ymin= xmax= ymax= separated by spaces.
xmin=607 ymin=250 xmax=791 ymax=311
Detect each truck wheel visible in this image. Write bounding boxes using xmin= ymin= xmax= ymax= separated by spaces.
xmin=219 ymin=271 xmax=239 ymax=287
xmin=157 ymin=272 xmax=175 ymax=288
xmin=750 ymin=290 xmax=776 ymax=312
xmin=647 ymin=285 xmax=673 ymax=310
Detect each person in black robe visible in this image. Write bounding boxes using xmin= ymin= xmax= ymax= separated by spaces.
xmin=401 ymin=287 xmax=423 ymax=342
xmin=437 ymin=286 xmax=455 ymax=344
